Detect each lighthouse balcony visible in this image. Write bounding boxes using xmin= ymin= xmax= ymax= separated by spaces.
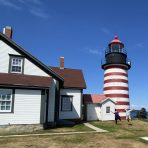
xmin=101 ymin=58 xmax=131 ymax=69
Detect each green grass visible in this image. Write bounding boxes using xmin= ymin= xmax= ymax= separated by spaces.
xmin=139 ymin=138 xmax=148 ymax=144
xmin=53 ymin=134 xmax=86 ymax=144
xmin=90 ymin=121 xmax=121 ymax=132
xmin=90 ymin=120 xmax=148 ymax=144
xmin=40 ymin=123 xmax=93 ymax=133
xmin=0 ymin=123 xmax=92 ymax=136
xmin=0 ymin=120 xmax=148 ymax=147
xmin=141 ymin=119 xmax=148 ymax=122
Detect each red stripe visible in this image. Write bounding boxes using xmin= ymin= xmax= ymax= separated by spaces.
xmin=104 ymin=72 xmax=128 ymax=77
xmin=104 ymin=86 xmax=129 ymax=90
xmin=105 ymin=94 xmax=129 ymax=98
xmin=120 ymin=116 xmax=126 ymax=119
xmin=105 ymin=65 xmax=128 ymax=70
xmin=116 ymin=102 xmax=130 ymax=105
xmin=104 ymin=79 xmax=128 ymax=83
xmin=116 ymin=109 xmax=126 ymax=112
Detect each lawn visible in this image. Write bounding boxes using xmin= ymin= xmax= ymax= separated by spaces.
xmin=0 ymin=120 xmax=148 ymax=148
xmin=0 ymin=123 xmax=92 ymax=136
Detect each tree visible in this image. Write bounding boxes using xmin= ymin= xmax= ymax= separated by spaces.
xmin=137 ymin=108 xmax=147 ymax=119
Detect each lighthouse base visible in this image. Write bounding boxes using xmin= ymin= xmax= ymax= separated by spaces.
xmin=120 ymin=116 xmax=126 ymax=120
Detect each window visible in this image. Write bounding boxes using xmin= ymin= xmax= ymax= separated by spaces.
xmin=0 ymin=89 xmax=13 ymax=112
xmin=10 ymin=56 xmax=24 ymax=73
xmin=106 ymin=106 xmax=110 ymax=113
xmin=61 ymin=95 xmax=73 ymax=112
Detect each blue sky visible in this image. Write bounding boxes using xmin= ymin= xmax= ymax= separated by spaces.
xmin=0 ymin=0 xmax=148 ymax=110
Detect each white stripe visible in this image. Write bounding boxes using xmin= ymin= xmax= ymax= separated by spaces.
xmin=105 ymin=68 xmax=127 ymax=74
xmin=104 ymin=90 xmax=129 ymax=94
xmin=104 ymin=75 xmax=128 ymax=81
xmin=110 ymin=98 xmax=129 ymax=102
xmin=115 ymin=105 xmax=130 ymax=109
xmin=104 ymin=82 xmax=128 ymax=87
xmin=119 ymin=112 xmax=126 ymax=116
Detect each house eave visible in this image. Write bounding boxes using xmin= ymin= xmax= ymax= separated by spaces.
xmin=62 ymin=86 xmax=86 ymax=90
xmin=0 ymin=84 xmax=50 ymax=90
xmin=0 ymin=33 xmax=64 ymax=82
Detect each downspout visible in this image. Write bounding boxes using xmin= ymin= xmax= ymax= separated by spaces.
xmin=54 ymin=80 xmax=60 ymax=124
xmin=45 ymin=89 xmax=49 ymax=123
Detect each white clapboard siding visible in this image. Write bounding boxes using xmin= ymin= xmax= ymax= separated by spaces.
xmin=59 ymin=89 xmax=82 ymax=119
xmin=0 ymin=40 xmax=20 ymax=73
xmin=48 ymin=79 xmax=56 ymax=122
xmin=0 ymin=89 xmax=41 ymax=125
xmin=101 ymin=100 xmax=115 ymax=121
xmin=0 ymin=40 xmax=48 ymax=76
xmin=24 ymin=58 xmax=48 ymax=76
xmin=87 ymin=104 xmax=101 ymax=121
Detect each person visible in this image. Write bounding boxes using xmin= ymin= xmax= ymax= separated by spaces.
xmin=112 ymin=109 xmax=121 ymax=124
xmin=125 ymin=108 xmax=134 ymax=122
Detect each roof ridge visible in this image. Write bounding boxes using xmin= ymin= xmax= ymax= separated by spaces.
xmin=49 ymin=65 xmax=86 ymax=89
xmin=84 ymin=94 xmax=105 ymax=96
xmin=0 ymin=32 xmax=64 ymax=81
xmin=49 ymin=66 xmax=82 ymax=71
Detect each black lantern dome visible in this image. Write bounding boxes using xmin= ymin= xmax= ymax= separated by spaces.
xmin=102 ymin=36 xmax=131 ymax=69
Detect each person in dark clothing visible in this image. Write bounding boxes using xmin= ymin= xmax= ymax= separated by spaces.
xmin=112 ymin=109 xmax=121 ymax=124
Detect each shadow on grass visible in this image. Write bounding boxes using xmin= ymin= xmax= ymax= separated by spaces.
xmin=0 ymin=121 xmax=93 ymax=136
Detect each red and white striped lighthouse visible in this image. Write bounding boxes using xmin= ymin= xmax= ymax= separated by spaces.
xmin=102 ymin=36 xmax=131 ymax=118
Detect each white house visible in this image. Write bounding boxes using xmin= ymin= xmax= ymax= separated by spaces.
xmin=50 ymin=66 xmax=86 ymax=121
xmin=83 ymin=94 xmax=115 ymax=121
xmin=0 ymin=26 xmax=86 ymax=126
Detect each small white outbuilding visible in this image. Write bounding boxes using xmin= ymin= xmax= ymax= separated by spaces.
xmin=83 ymin=94 xmax=115 ymax=121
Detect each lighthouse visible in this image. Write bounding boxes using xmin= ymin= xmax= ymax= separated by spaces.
xmin=102 ymin=36 xmax=131 ymax=118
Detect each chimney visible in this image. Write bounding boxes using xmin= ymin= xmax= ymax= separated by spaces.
xmin=60 ymin=56 xmax=64 ymax=69
xmin=3 ymin=26 xmax=13 ymax=38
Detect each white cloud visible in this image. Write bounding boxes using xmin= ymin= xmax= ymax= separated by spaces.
xmin=131 ymin=104 xmax=148 ymax=110
xmin=32 ymin=0 xmax=42 ymax=5
xmin=29 ymin=8 xmax=49 ymax=19
xmin=19 ymin=0 xmax=49 ymax=19
xmin=89 ymin=49 xmax=102 ymax=56
xmin=101 ymin=28 xmax=110 ymax=35
xmin=17 ymin=0 xmax=25 ymax=4
xmin=131 ymin=104 xmax=140 ymax=109
xmin=0 ymin=0 xmax=22 ymax=10
xmin=135 ymin=43 xmax=144 ymax=48
xmin=18 ymin=0 xmax=42 ymax=5
xmin=0 ymin=0 xmax=49 ymax=19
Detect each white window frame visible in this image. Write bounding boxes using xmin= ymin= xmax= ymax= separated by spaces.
xmin=61 ymin=95 xmax=73 ymax=112
xmin=0 ymin=89 xmax=13 ymax=113
xmin=106 ymin=106 xmax=110 ymax=113
xmin=10 ymin=57 xmax=23 ymax=73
